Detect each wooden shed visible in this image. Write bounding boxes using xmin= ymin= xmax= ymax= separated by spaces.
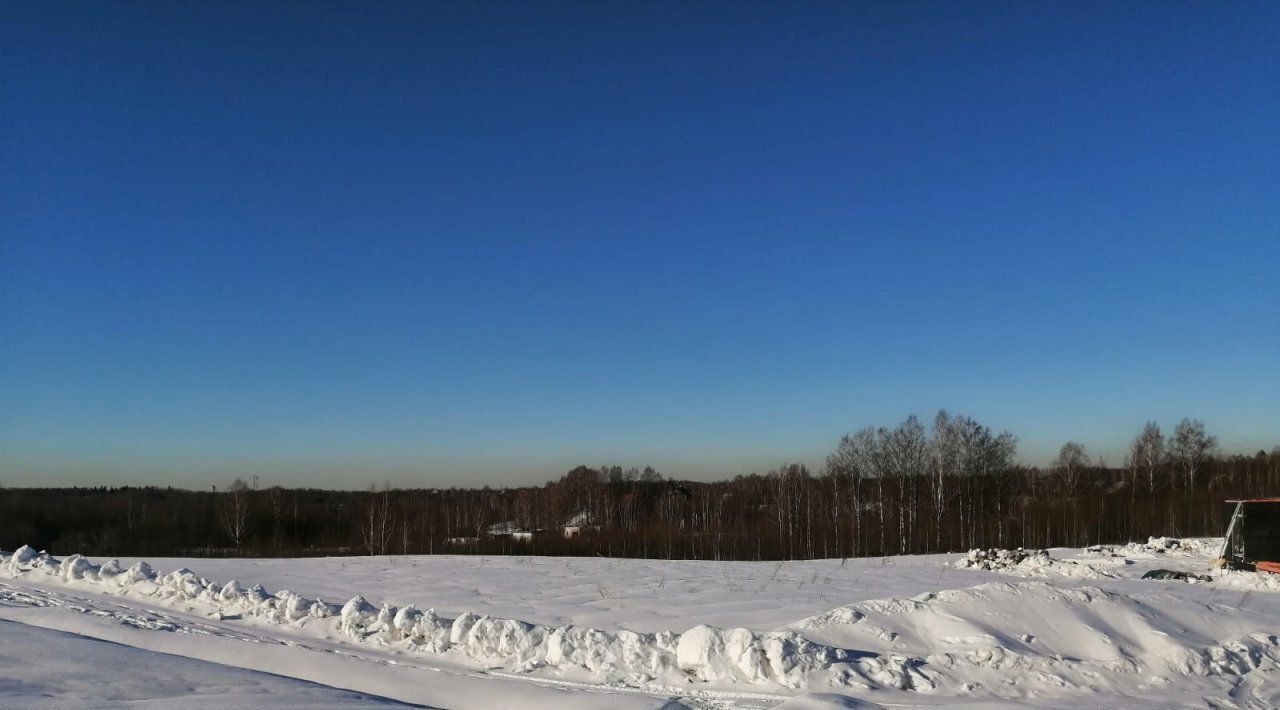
xmin=1220 ymin=498 xmax=1280 ymax=573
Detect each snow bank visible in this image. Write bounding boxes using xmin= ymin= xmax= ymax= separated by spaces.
xmin=0 ymin=546 xmax=916 ymax=691
xmin=6 ymin=542 xmax=1276 ymax=701
xmin=1165 ymin=633 xmax=1280 ymax=677
xmin=953 ymin=548 xmax=1113 ymax=579
xmin=58 ymin=554 xmax=96 ymax=581
xmin=957 ymin=540 xmax=1280 ymax=590
xmin=5 ymin=545 xmax=45 ymax=574
xmin=1207 ymin=568 xmax=1280 ymax=592
xmin=795 ymin=578 xmax=1280 ymax=699
xmin=668 ymin=625 xmax=922 ymax=689
xmin=1083 ymin=537 xmax=1220 ymax=559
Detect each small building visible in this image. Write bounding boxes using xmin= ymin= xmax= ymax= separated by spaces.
xmin=485 ymin=521 xmax=517 ymax=537
xmin=512 ymin=530 xmax=535 ymax=542
xmin=1221 ymin=498 xmax=1280 ymax=573
xmin=563 ymin=510 xmax=598 ymax=538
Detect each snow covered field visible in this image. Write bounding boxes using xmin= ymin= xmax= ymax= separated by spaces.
xmin=2 ymin=539 xmax=1278 ymax=708
xmin=0 ymin=619 xmax=412 ymax=708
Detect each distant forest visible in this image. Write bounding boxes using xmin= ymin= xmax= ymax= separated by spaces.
xmin=2 ymin=412 xmax=1276 ymax=561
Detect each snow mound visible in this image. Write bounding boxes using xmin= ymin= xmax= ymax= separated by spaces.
xmin=5 ymin=545 xmax=45 ymax=573
xmin=59 ymin=554 xmax=97 ymax=581
xmin=795 ymin=579 xmax=1280 ymax=699
xmin=0 ymin=546 xmax=920 ymax=692
xmin=1083 ymin=536 xmax=1220 ymax=559
xmin=953 ymin=548 xmax=1113 ymax=579
xmin=1165 ymin=633 xmax=1280 ymax=677
xmin=1207 ymin=568 xmax=1280 ymax=592
xmin=118 ymin=561 xmax=156 ymax=585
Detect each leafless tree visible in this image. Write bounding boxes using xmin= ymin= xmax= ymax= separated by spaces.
xmin=954 ymin=415 xmax=1016 ymax=548
xmin=361 ymin=482 xmax=394 ymax=556
xmin=1133 ymin=422 xmax=1165 ymax=494
xmin=1171 ymin=418 xmax=1217 ymax=493
xmin=881 ymin=416 xmax=927 ymax=554
xmin=1055 ymin=442 xmax=1090 ymax=492
xmin=821 ymin=465 xmax=845 ymax=558
xmin=1170 ymin=418 xmax=1218 ymax=531
xmin=5 ymin=412 xmax=1270 ymax=562
xmin=1054 ymin=442 xmax=1090 ymax=545
xmin=221 ymin=478 xmax=252 ymax=549
xmin=931 ymin=411 xmax=961 ymax=550
xmin=1125 ymin=421 xmax=1164 ymax=536
xmin=266 ymin=485 xmax=286 ymax=548
xmin=827 ymin=428 xmax=877 ymax=556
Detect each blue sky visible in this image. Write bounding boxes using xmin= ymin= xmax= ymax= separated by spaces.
xmin=2 ymin=2 xmax=1277 ymax=488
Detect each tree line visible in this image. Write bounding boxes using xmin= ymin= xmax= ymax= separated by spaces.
xmin=1 ymin=412 xmax=1276 ymax=561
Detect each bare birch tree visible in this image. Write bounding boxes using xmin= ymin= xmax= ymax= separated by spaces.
xmin=827 ymin=428 xmax=876 ymax=556
xmin=931 ymin=410 xmax=961 ymax=551
xmin=1126 ymin=421 xmax=1164 ymax=535
xmin=221 ymin=478 xmax=252 ymax=549
xmin=882 ymin=416 xmax=927 ymax=554
xmin=361 ymin=482 xmax=394 ymax=556
xmin=1054 ymin=442 xmax=1090 ymax=545
xmin=1170 ymin=418 xmax=1218 ymax=531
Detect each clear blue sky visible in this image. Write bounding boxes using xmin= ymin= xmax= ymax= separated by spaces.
xmin=2 ymin=2 xmax=1277 ymax=488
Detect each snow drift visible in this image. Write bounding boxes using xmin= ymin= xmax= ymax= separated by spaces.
xmin=953 ymin=547 xmax=1116 ymax=578
xmin=4 ymin=541 xmax=1279 ymax=703
xmin=0 ymin=545 xmax=920 ymax=691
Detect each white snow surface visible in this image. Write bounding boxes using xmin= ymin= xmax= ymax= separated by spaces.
xmin=0 ymin=618 xmax=414 ymax=708
xmin=2 ymin=539 xmax=1279 ymax=708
